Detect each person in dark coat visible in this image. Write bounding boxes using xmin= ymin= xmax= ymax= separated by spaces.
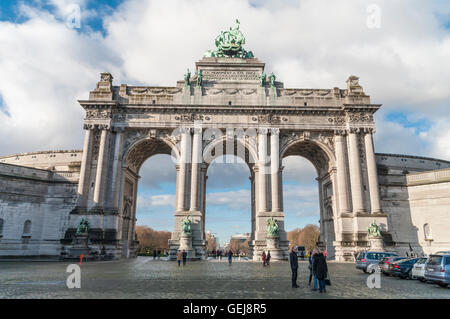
xmin=312 ymin=250 xmax=328 ymax=293
xmin=182 ymin=250 xmax=187 ymax=266
xmin=289 ymin=246 xmax=299 ymax=288
xmin=228 ymin=250 xmax=233 ymax=264
xmin=266 ymin=251 xmax=271 ymax=266
xmin=308 ymin=251 xmax=313 ymax=286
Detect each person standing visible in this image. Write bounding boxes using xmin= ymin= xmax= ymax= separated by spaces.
xmin=308 ymin=251 xmax=313 ymax=286
xmin=311 ymin=248 xmax=318 ymax=291
xmin=266 ymin=251 xmax=271 ymax=266
xmin=312 ymin=249 xmax=328 ymax=293
xmin=289 ymin=246 xmax=299 ymax=288
xmin=176 ymin=250 xmax=182 ymax=267
xmin=228 ymin=250 xmax=233 ymax=265
xmin=182 ymin=250 xmax=187 ymax=266
xmin=153 ymin=249 xmax=156 ymax=260
xmin=262 ymin=251 xmax=267 ymax=267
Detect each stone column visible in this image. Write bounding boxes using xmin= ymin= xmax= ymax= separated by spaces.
xmin=77 ymin=125 xmax=94 ymax=207
xmin=110 ymin=128 xmax=124 ymax=209
xmin=258 ymin=128 xmax=268 ymax=212
xmin=334 ymin=131 xmax=351 ymax=214
xmin=364 ymin=129 xmax=382 ymax=213
xmin=93 ymin=126 xmax=110 ymax=207
xmin=176 ymin=128 xmax=190 ymax=211
xmin=270 ymin=128 xmax=281 ymax=212
xmin=279 ymin=166 xmax=284 ymax=211
xmin=190 ymin=128 xmax=202 ymax=211
xmin=347 ymin=128 xmax=365 ymax=213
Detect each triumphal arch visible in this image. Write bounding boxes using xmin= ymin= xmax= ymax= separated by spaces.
xmin=73 ymin=21 xmax=388 ymax=261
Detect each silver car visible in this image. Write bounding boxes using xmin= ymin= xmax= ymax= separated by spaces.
xmin=424 ymin=254 xmax=450 ymax=287
xmin=355 ymin=251 xmax=398 ymax=273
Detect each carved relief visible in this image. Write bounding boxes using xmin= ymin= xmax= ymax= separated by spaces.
xmin=328 ymin=116 xmax=346 ymax=125
xmin=175 ymin=113 xmax=211 ymax=122
xmin=347 ymin=112 xmax=373 ymax=123
xmin=251 ymin=114 xmax=282 ymax=124
xmin=85 ymin=108 xmax=112 ymax=119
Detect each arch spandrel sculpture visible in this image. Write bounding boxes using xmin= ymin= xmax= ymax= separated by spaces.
xmin=73 ymin=21 xmax=389 ymax=261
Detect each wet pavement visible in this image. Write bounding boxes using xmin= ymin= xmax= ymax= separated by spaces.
xmin=0 ymin=257 xmax=448 ymax=299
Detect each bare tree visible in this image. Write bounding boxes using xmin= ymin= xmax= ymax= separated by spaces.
xmin=287 ymin=224 xmax=320 ymax=253
xmin=135 ymin=226 xmax=171 ymax=253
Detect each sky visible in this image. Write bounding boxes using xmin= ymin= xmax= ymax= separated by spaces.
xmin=1 ymin=0 xmax=450 ymax=245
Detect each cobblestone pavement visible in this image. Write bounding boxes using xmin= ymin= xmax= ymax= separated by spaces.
xmin=0 ymin=257 xmax=448 ymax=298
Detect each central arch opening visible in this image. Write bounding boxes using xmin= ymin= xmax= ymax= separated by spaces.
xmin=204 ymin=155 xmax=252 ymax=258
xmin=280 ymin=138 xmax=337 ymax=258
xmin=121 ymin=135 xmax=178 ymax=258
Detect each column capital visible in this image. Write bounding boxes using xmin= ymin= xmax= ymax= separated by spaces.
xmin=270 ymin=128 xmax=280 ymax=135
xmin=96 ymin=124 xmax=110 ymax=130
xmin=334 ymin=129 xmax=347 ymax=136
xmin=83 ymin=124 xmax=95 ymax=130
xmin=258 ymin=128 xmax=269 ymax=135
xmin=193 ymin=127 xmax=203 ymax=134
xmin=179 ymin=127 xmax=191 ymax=134
xmin=363 ymin=127 xmax=376 ymax=134
xmin=348 ymin=127 xmax=361 ymax=134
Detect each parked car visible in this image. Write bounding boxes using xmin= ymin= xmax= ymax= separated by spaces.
xmin=435 ymin=251 xmax=450 ymax=255
xmin=296 ymin=246 xmax=306 ymax=259
xmin=386 ymin=258 xmax=421 ymax=279
xmin=355 ymin=251 xmax=398 ymax=273
xmin=411 ymin=257 xmax=428 ymax=281
xmin=379 ymin=256 xmax=407 ymax=275
xmin=424 ymin=254 xmax=450 ymax=287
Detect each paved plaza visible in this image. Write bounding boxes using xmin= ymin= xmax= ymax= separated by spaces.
xmin=0 ymin=257 xmax=448 ymax=299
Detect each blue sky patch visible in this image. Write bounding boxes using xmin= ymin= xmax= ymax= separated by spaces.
xmin=385 ymin=111 xmax=432 ymax=134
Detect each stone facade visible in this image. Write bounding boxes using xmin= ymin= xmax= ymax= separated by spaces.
xmin=1 ymin=56 xmax=449 ymax=261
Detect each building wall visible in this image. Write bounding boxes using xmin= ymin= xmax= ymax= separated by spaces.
xmin=406 ymin=169 xmax=450 ymax=255
xmin=0 ymin=159 xmax=79 ymax=258
xmin=376 ymin=153 xmax=450 ymax=256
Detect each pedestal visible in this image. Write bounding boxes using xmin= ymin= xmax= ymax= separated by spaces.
xmin=369 ymin=236 xmax=384 ymax=251
xmin=265 ymin=236 xmax=284 ymax=260
xmin=69 ymin=233 xmax=92 ymax=259
xmin=179 ymin=234 xmax=195 ymax=260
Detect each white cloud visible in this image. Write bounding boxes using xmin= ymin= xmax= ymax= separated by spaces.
xmin=137 ymin=194 xmax=176 ymax=209
xmin=1 ymin=0 xmax=450 ymax=162
xmin=207 ymin=189 xmax=250 ymax=211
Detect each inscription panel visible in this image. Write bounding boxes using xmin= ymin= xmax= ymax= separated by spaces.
xmin=202 ymin=70 xmax=260 ymax=81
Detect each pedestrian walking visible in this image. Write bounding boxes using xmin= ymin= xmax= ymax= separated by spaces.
xmin=266 ymin=251 xmax=271 ymax=266
xmin=176 ymin=250 xmax=182 ymax=267
xmin=157 ymin=249 xmax=161 ymax=260
xmin=153 ymin=249 xmax=156 ymax=260
xmin=289 ymin=246 xmax=299 ymax=288
xmin=312 ymin=249 xmax=328 ymax=293
xmin=262 ymin=251 xmax=267 ymax=266
xmin=228 ymin=250 xmax=233 ymax=265
xmin=182 ymin=250 xmax=187 ymax=266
